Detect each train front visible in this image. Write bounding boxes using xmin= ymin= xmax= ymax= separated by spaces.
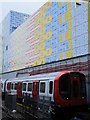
xmin=54 ymin=71 xmax=87 ymax=110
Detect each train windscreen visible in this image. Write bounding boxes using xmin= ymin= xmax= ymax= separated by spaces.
xmin=59 ymin=72 xmax=86 ymax=100
xmin=59 ymin=74 xmax=71 ymax=99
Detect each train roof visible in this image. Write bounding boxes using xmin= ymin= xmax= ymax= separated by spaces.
xmin=6 ymin=71 xmax=60 ymax=82
xmin=5 ymin=70 xmax=83 ymax=83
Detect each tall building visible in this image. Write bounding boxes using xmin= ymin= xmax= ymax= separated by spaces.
xmin=2 ymin=10 xmax=29 ymax=72
xmin=0 ymin=23 xmax=2 ymax=74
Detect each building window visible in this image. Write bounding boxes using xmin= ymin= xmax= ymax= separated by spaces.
xmin=12 ymin=26 xmax=17 ymax=32
xmin=6 ymin=45 xmax=8 ymax=50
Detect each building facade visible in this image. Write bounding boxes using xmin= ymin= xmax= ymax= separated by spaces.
xmin=9 ymin=2 xmax=90 ymax=71
xmin=2 ymin=11 xmax=29 ymax=72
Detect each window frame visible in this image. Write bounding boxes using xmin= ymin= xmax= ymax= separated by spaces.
xmin=59 ymin=73 xmax=71 ymax=99
xmin=39 ymin=80 xmax=48 ymax=96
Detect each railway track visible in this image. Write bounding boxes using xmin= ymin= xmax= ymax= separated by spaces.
xmin=1 ymin=101 xmax=90 ymax=120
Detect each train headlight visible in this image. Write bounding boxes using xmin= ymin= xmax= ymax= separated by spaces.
xmin=82 ymin=96 xmax=85 ymax=99
xmin=66 ymin=98 xmax=69 ymax=100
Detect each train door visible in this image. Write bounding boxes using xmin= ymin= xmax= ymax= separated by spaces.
xmin=32 ymin=81 xmax=39 ymax=101
xmin=17 ymin=82 xmax=22 ymax=100
xmin=39 ymin=81 xmax=48 ymax=96
xmin=48 ymin=80 xmax=54 ymax=101
xmin=7 ymin=82 xmax=11 ymax=93
xmin=71 ymin=72 xmax=86 ymax=105
xmin=71 ymin=73 xmax=80 ymax=105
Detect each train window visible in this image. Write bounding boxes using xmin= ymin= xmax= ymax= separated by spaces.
xmin=80 ymin=74 xmax=86 ymax=97
xmin=73 ymin=81 xmax=78 ymax=98
xmin=40 ymin=82 xmax=45 ymax=93
xmin=59 ymin=74 xmax=71 ymax=99
xmin=14 ymin=83 xmax=17 ymax=90
xmin=49 ymin=81 xmax=53 ymax=94
xmin=7 ymin=82 xmax=11 ymax=90
xmin=22 ymin=83 xmax=27 ymax=91
xmin=11 ymin=83 xmax=13 ymax=90
xmin=1 ymin=83 xmax=3 ymax=89
xmin=28 ymin=83 xmax=32 ymax=91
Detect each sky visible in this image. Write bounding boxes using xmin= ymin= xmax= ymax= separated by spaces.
xmin=0 ymin=0 xmax=49 ymax=23
xmin=0 ymin=0 xmax=88 ymax=23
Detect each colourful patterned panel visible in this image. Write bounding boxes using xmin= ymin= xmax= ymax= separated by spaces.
xmin=9 ymin=1 xmax=89 ymax=71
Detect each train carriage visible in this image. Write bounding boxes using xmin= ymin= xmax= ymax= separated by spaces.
xmin=3 ymin=70 xmax=87 ymax=117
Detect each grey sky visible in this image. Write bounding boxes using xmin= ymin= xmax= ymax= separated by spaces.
xmin=0 ymin=1 xmax=48 ymax=23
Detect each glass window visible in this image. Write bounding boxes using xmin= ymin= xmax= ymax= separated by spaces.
xmin=28 ymin=83 xmax=32 ymax=91
xmin=14 ymin=83 xmax=17 ymax=90
xmin=59 ymin=74 xmax=71 ymax=99
xmin=80 ymin=74 xmax=86 ymax=97
xmin=40 ymin=82 xmax=45 ymax=93
xmin=49 ymin=81 xmax=53 ymax=94
xmin=73 ymin=81 xmax=78 ymax=98
xmin=22 ymin=83 xmax=27 ymax=91
xmin=1 ymin=83 xmax=3 ymax=89
xmin=7 ymin=82 xmax=11 ymax=90
xmin=6 ymin=45 xmax=8 ymax=50
xmin=12 ymin=26 xmax=17 ymax=32
xmin=11 ymin=83 xmax=13 ymax=90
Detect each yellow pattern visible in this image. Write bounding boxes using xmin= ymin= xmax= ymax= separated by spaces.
xmin=45 ymin=48 xmax=52 ymax=56
xmin=41 ymin=59 xmax=46 ymax=64
xmin=45 ymin=15 xmax=52 ymax=24
xmin=34 ymin=32 xmax=40 ymax=38
xmin=33 ymin=60 xmax=37 ymax=66
xmin=68 ymin=40 xmax=72 ymax=49
xmin=60 ymin=53 xmax=63 ymax=60
xmin=58 ymin=2 xmax=62 ymax=7
xmin=59 ymin=16 xmax=62 ymax=24
xmin=60 ymin=34 xmax=63 ymax=42
xmin=43 ymin=1 xmax=52 ymax=10
xmin=45 ymin=31 xmax=52 ymax=40
xmin=65 ymin=10 xmax=72 ymax=21
xmin=65 ymin=29 xmax=72 ymax=40
xmin=75 ymin=0 xmax=81 ymax=3
xmin=39 ymin=27 xmax=46 ymax=33
xmin=67 ymin=2 xmax=71 ymax=10
xmin=68 ymin=20 xmax=72 ymax=29
xmin=66 ymin=50 xmax=72 ymax=59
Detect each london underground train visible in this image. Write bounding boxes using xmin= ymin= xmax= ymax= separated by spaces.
xmin=2 ymin=70 xmax=87 ymax=116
